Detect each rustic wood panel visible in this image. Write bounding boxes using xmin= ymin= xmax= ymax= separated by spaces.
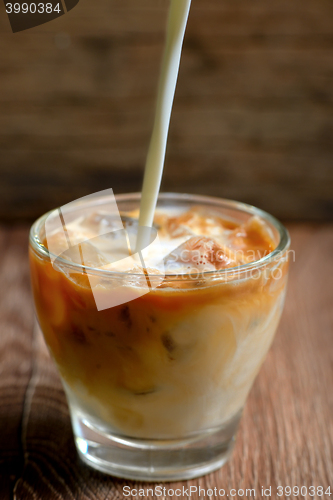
xmin=0 ymin=0 xmax=333 ymax=221
xmin=0 ymin=227 xmax=34 ymax=497
xmin=0 ymin=224 xmax=332 ymax=499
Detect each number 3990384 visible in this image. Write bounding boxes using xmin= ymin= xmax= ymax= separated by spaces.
xmin=5 ymin=3 xmax=61 ymax=14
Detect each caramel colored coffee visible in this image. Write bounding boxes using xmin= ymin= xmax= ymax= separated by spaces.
xmin=30 ymin=199 xmax=288 ymax=440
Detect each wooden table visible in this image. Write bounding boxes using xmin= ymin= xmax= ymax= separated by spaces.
xmin=0 ymin=224 xmax=332 ymax=499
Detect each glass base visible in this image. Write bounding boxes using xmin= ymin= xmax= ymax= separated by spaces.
xmin=72 ymin=410 xmax=242 ymax=481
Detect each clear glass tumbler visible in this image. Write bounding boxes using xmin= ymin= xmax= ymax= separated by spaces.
xmin=29 ymin=193 xmax=290 ymax=481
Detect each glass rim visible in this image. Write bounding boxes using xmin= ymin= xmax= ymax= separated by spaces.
xmin=29 ymin=192 xmax=290 ymax=282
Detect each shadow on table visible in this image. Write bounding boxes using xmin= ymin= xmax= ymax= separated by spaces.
xmin=6 ymin=397 xmax=139 ymax=498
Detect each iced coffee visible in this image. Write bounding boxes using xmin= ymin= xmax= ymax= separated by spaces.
xmin=29 ymin=193 xmax=289 ymax=480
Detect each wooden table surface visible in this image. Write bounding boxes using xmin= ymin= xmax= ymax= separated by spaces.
xmin=0 ymin=224 xmax=332 ymax=500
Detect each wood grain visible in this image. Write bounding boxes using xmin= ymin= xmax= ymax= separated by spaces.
xmin=0 ymin=0 xmax=333 ymax=221
xmin=0 ymin=224 xmax=332 ymax=499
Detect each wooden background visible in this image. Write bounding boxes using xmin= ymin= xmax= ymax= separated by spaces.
xmin=0 ymin=0 xmax=333 ymax=222
xmin=1 ymin=224 xmax=332 ymax=499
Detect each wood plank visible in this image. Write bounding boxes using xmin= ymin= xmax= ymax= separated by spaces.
xmin=0 ymin=0 xmax=332 ymax=221
xmin=0 ymin=224 xmax=332 ymax=499
xmin=0 ymin=227 xmax=34 ymax=497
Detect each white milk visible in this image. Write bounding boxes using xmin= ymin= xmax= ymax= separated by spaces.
xmin=136 ymin=0 xmax=191 ymax=250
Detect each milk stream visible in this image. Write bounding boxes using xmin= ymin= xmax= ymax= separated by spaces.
xmin=136 ymin=0 xmax=191 ymax=251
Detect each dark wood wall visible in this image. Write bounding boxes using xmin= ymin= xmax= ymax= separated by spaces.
xmin=0 ymin=0 xmax=332 ymax=221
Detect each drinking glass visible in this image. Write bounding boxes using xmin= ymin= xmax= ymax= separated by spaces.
xmin=29 ymin=193 xmax=290 ymax=481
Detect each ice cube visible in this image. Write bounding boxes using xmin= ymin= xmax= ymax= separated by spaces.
xmin=60 ymin=240 xmax=110 ymax=268
xmin=81 ymin=212 xmax=123 ymax=231
xmin=164 ymin=236 xmax=239 ymax=273
xmin=227 ymin=216 xmax=275 ymax=262
xmin=161 ymin=207 xmax=234 ymax=240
